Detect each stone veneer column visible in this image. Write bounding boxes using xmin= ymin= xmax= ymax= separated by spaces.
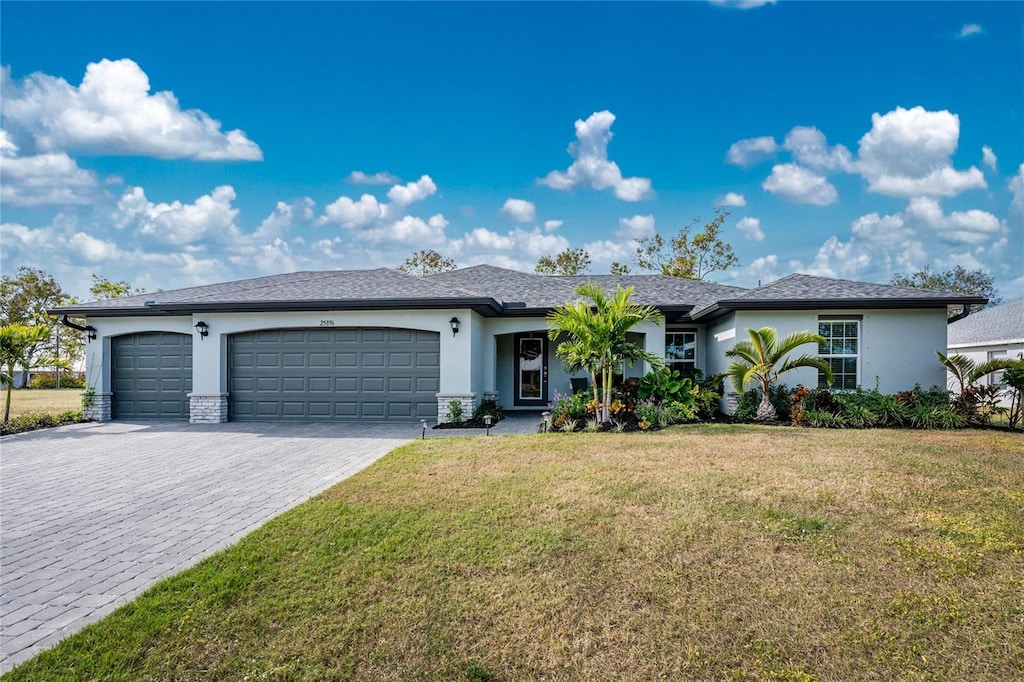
xmin=436 ymin=393 xmax=477 ymax=424
xmin=84 ymin=392 xmax=112 ymax=422
xmin=189 ymin=393 xmax=229 ymax=424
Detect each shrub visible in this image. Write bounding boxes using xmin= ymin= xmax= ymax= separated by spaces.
xmin=28 ymin=374 xmax=86 ymax=389
xmin=447 ymin=399 xmax=464 ymax=424
xmin=472 ymin=396 xmax=504 ymax=422
xmin=735 ymin=384 xmax=791 ymax=422
xmin=910 ymin=405 xmax=965 ymax=430
xmin=0 ymin=410 xmax=85 ymax=436
xmin=550 ymin=390 xmax=595 ymax=428
xmin=806 ymin=410 xmax=846 ymax=429
xmin=637 ymin=368 xmax=697 ymax=406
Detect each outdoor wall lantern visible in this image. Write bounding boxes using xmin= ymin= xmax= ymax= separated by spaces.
xmin=85 ymin=326 xmax=97 ymax=341
xmin=449 ymin=317 xmax=461 ymax=336
xmin=195 ymin=320 xmax=210 ymax=339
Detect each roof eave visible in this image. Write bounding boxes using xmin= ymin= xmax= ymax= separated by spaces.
xmin=690 ymin=296 xmax=987 ymax=321
xmin=51 ymin=297 xmax=506 ymax=318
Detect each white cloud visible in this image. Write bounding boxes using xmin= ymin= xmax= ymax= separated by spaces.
xmin=717 ymin=192 xmax=746 ymax=207
xmin=617 ymin=214 xmax=655 ymax=239
xmin=321 ymin=193 xmax=384 ymax=229
xmin=905 ymin=196 xmax=1001 ymax=245
xmin=348 ymin=170 xmax=400 ymax=185
xmin=725 ymin=135 xmax=777 ymax=167
xmin=68 ymin=231 xmax=125 ymax=262
xmin=1 ymin=60 xmax=262 ymax=160
xmin=584 ymin=239 xmax=632 ymax=264
xmin=540 ymin=110 xmax=652 ymax=201
xmin=368 ymin=214 xmax=449 ymax=245
xmin=736 ymin=216 xmax=764 ymax=242
xmin=1011 ymin=164 xmax=1024 ymax=213
xmin=856 ymin=106 xmax=985 ymax=198
xmin=762 ymin=163 xmax=838 ymax=205
xmin=500 ymin=198 xmax=536 ymax=223
xmin=981 ymin=146 xmax=998 ymax=171
xmin=0 ymin=148 xmax=99 ymax=206
xmin=114 ymin=185 xmax=241 ymax=246
xmin=512 ymin=227 xmax=570 ymax=258
xmin=254 ymin=198 xmax=315 ymax=240
xmin=543 ymin=219 xmax=563 ymax=232
xmin=746 ymin=255 xmax=779 ymax=284
xmin=386 ymin=175 xmax=437 ymax=205
xmin=462 ymin=227 xmax=515 ymax=251
xmin=782 ymin=126 xmax=854 ymax=172
xmin=958 ymin=23 xmax=983 ymax=38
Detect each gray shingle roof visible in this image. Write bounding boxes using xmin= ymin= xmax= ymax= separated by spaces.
xmin=947 ymin=297 xmax=1024 ymax=346
xmin=53 ymin=265 xmax=984 ymax=319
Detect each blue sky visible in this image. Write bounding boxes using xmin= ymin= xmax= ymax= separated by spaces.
xmin=2 ymin=1 xmax=1022 ymax=301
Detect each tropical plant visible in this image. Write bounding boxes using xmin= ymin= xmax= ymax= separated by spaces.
xmin=725 ymin=327 xmax=833 ymax=422
xmin=637 ymin=367 xmax=698 ymax=406
xmin=936 ymin=351 xmax=1022 ymax=423
xmin=936 ymin=351 xmax=1019 ymax=394
xmin=548 ymin=283 xmax=662 ymax=423
xmin=472 ymin=396 xmax=504 ymax=422
xmin=1004 ymin=360 xmax=1024 ymax=430
xmin=1 ymin=324 xmax=65 ymax=422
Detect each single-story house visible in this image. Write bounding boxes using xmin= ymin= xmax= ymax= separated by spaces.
xmin=52 ymin=265 xmax=983 ymax=424
xmin=947 ymin=296 xmax=1023 ymax=406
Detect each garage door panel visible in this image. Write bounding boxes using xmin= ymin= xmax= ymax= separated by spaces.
xmin=229 ymin=327 xmax=439 ymax=422
xmin=112 ymin=332 xmax=192 ymax=419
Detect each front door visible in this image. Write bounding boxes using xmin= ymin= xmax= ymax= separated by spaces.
xmin=514 ymin=332 xmax=548 ymax=407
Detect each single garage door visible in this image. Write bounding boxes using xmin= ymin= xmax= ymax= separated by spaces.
xmin=112 ymin=332 xmax=193 ymax=419
xmin=229 ymin=328 xmax=440 ymax=421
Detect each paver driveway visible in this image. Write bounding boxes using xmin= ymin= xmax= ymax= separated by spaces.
xmin=0 ymin=420 xmax=420 ymax=672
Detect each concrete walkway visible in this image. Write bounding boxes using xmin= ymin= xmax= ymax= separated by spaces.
xmin=0 ymin=414 xmax=542 ymax=672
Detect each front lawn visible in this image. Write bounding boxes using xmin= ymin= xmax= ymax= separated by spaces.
xmin=9 ymin=427 xmax=1023 ymax=680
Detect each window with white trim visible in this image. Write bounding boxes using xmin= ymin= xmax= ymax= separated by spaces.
xmin=818 ymin=318 xmax=860 ymax=389
xmin=988 ymin=350 xmax=1007 ymax=386
xmin=666 ymin=331 xmax=697 ymax=376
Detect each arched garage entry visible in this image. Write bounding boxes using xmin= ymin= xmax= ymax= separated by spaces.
xmin=111 ymin=332 xmax=193 ymax=419
xmin=228 ymin=327 xmax=440 ymax=421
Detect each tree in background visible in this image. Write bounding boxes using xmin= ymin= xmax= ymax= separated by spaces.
xmin=0 ymin=267 xmax=78 ymax=387
xmin=890 ymin=266 xmax=1000 ymax=317
xmin=548 ymin=283 xmax=662 ymax=423
xmin=633 ymin=207 xmax=739 ymax=280
xmin=90 ymin=274 xmax=145 ymax=301
xmin=535 ymin=248 xmax=591 ymax=276
xmin=397 ymin=250 xmax=456 ymax=276
xmin=610 ymin=262 xmax=631 ymax=276
xmin=725 ymin=327 xmax=833 ymax=422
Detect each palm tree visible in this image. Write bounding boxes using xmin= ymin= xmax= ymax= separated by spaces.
xmin=725 ymin=327 xmax=834 ymax=422
xmin=548 ymin=283 xmax=663 ymax=422
xmin=1 ymin=324 xmax=59 ymax=422
xmin=935 ymin=351 xmax=1021 ymax=394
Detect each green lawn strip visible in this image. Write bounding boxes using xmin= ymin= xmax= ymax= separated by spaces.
xmin=6 ymin=428 xmax=1023 ymax=680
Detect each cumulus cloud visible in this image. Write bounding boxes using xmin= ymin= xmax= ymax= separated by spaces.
xmin=617 ymin=214 xmax=655 ymax=239
xmin=0 ymin=140 xmax=99 ymax=206
xmin=709 ymin=0 xmax=777 ymax=9
xmin=513 ymin=227 xmax=570 ymax=258
xmin=386 ymin=175 xmax=437 ymax=205
xmin=856 ymin=106 xmax=985 ymax=198
xmin=1 ymin=59 xmax=262 ymax=160
xmin=725 ymin=136 xmax=777 ymax=167
xmin=461 ymin=227 xmax=514 ymax=251
xmin=783 ymin=126 xmax=854 ymax=172
xmin=981 ymin=146 xmax=998 ymax=171
xmin=958 ymin=23 xmax=983 ymax=38
xmin=254 ymin=197 xmax=315 ymax=240
xmin=736 ymin=216 xmax=765 ymax=242
xmin=114 ymin=185 xmax=242 ymax=246
xmin=746 ymin=255 xmax=779 ymax=284
xmin=762 ymin=163 xmax=838 ymax=205
xmin=500 ymin=198 xmax=536 ymax=223
xmin=321 ymin=193 xmax=384 ymax=229
xmin=543 ymin=219 xmax=563 ymax=232
xmin=540 ymin=110 xmax=652 ymax=201
xmin=904 ymin=196 xmax=1001 ymax=245
xmin=348 ymin=170 xmax=400 ymax=185
xmin=717 ymin=192 xmax=746 ymax=207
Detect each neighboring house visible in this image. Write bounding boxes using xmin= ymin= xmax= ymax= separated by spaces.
xmin=947 ymin=297 xmax=1024 ymax=407
xmin=51 ymin=265 xmax=983 ymax=424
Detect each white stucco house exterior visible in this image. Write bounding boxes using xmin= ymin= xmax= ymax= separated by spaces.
xmin=947 ymin=297 xmax=1023 ymax=406
xmin=53 ymin=265 xmax=984 ymax=424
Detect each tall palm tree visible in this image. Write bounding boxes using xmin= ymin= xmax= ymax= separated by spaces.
xmin=726 ymin=327 xmax=834 ymax=422
xmin=548 ymin=283 xmax=662 ymax=422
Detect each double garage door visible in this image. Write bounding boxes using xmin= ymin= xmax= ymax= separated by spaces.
xmin=111 ymin=327 xmax=439 ymax=422
xmin=229 ymin=328 xmax=440 ymax=421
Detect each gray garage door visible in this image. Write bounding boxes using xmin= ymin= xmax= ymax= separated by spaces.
xmin=112 ymin=332 xmax=193 ymax=419
xmin=229 ymin=328 xmax=440 ymax=421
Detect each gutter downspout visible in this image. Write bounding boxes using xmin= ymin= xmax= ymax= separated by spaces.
xmin=947 ymin=308 xmax=972 ymax=324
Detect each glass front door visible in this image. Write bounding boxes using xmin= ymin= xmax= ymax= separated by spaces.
xmin=515 ymin=333 xmax=548 ymax=406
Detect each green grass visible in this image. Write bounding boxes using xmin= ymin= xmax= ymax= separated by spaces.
xmin=4 ymin=388 xmax=83 ymax=418
xmin=7 ymin=427 xmax=1024 ymax=680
